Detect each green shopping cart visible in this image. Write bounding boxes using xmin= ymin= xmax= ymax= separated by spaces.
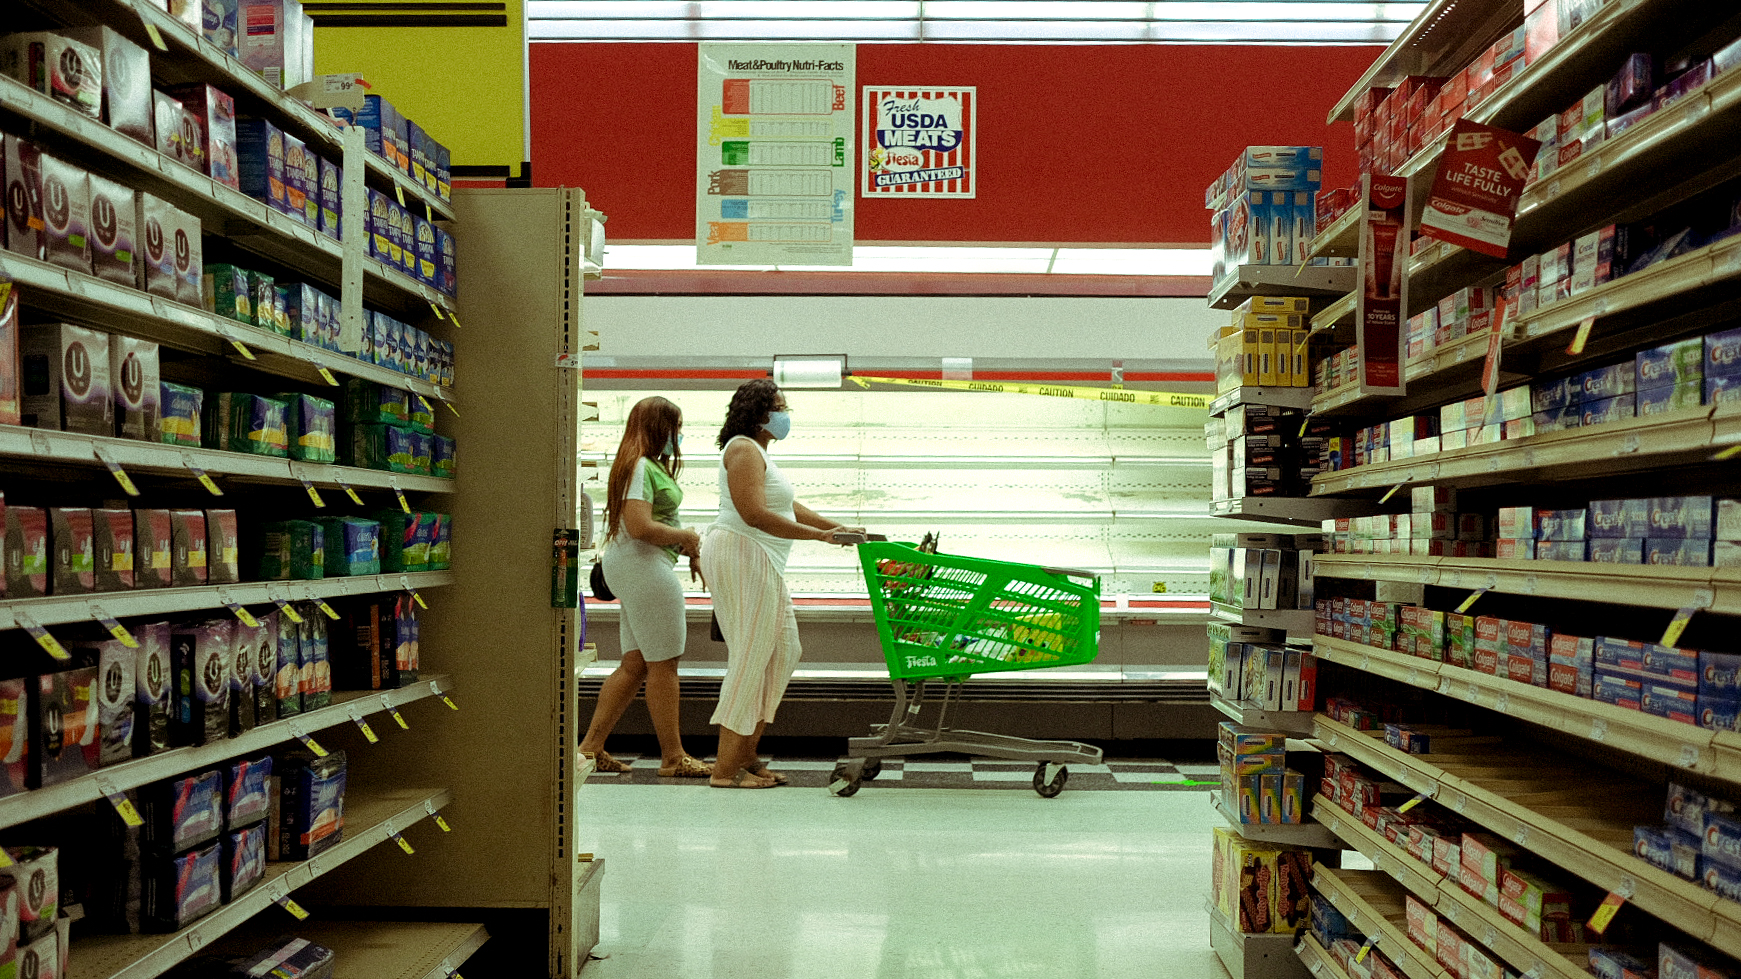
xmin=829 ymin=539 xmax=1106 ymax=799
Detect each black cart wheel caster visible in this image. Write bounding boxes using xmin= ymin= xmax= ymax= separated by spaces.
xmin=1034 ymin=762 xmax=1068 ymax=798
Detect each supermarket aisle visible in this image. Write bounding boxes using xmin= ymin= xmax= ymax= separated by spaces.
xmin=578 ymin=781 xmax=1224 ymax=979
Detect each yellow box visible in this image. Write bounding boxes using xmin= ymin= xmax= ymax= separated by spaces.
xmin=1274 ymin=331 xmax=1293 ymax=387
xmin=1291 ymin=329 xmax=1310 ymax=386
xmin=1238 ymin=296 xmax=1310 ymax=315
xmin=1242 ymin=330 xmax=1260 ymax=385
xmin=1242 ymin=312 xmax=1305 ymax=330
xmin=1217 ymin=333 xmax=1244 ymax=393
xmin=1258 ymin=330 xmax=1277 ymax=385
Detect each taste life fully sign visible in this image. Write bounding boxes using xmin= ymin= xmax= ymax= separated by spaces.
xmin=1421 ymin=120 xmax=1542 ymax=259
xmin=863 ymin=87 xmax=976 ymax=198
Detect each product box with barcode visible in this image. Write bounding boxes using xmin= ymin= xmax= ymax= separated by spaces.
xmin=38 ymin=152 xmax=90 ymax=274
xmin=92 ymin=508 xmax=135 ymax=592
xmin=168 ymin=84 xmax=239 ymax=189
xmin=169 ymin=621 xmax=231 ymax=747
xmin=109 ymin=334 xmax=160 ymax=441
xmin=318 ymin=156 xmax=342 ymax=239
xmin=133 ymin=620 xmax=170 ymax=756
xmin=236 ymin=118 xmax=289 ymax=215
xmin=61 ymin=26 xmax=152 ymax=144
xmin=137 ymin=193 xmax=177 ymax=298
xmin=86 ymin=173 xmax=137 ymax=286
xmin=21 ymin=323 xmax=111 ymax=436
xmin=29 ymin=666 xmax=97 ymax=788
xmin=172 ymin=206 xmax=203 ymax=306
xmin=3 ymin=135 xmax=45 ymax=261
xmin=1650 ymin=496 xmax=1715 ymax=539
xmin=142 ymin=840 xmax=220 ymax=932
xmin=0 ymin=33 xmax=101 ymax=117
xmin=276 ymin=750 xmax=347 ymax=861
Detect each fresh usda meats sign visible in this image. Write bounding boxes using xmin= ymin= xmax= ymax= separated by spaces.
xmin=863 ymin=87 xmax=976 ymax=198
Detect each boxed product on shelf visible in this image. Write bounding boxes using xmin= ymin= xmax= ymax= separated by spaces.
xmin=437 ymin=226 xmax=457 ymax=295
xmin=2 ymin=135 xmax=46 ymax=262
xmin=274 ymin=614 xmax=303 ymax=717
xmin=93 ymin=508 xmax=135 ymax=591
xmin=170 ymin=620 xmax=231 ymax=746
xmin=283 ymin=134 xmax=310 ymax=225
xmin=130 ymin=509 xmax=171 ymax=590
xmin=168 ymin=83 xmax=239 ymax=189
xmin=300 ymin=609 xmax=331 ymax=709
xmin=220 ymin=821 xmax=267 ymax=903
xmin=230 ymin=621 xmax=260 ymax=733
xmin=236 ymin=117 xmax=290 ymax=216
xmin=0 ymin=284 xmax=15 ymax=426
xmin=317 ymin=516 xmax=381 ymax=576
xmin=434 ymin=434 xmax=456 ymax=478
xmin=279 ymin=392 xmax=337 ymax=462
xmin=238 ymin=0 xmax=314 ymax=90
xmin=111 ymin=334 xmax=161 ymax=440
xmin=254 ymin=519 xmax=326 ymax=580
xmin=138 ymin=192 xmax=178 ymax=298
xmin=319 ymin=155 xmax=342 ymax=238
xmin=0 ymin=33 xmax=101 ymax=117
xmin=250 ymin=270 xmax=281 ymax=333
xmin=203 ymin=0 xmax=241 ymax=54
xmin=222 ymin=754 xmax=274 ymax=830
xmin=234 ymin=936 xmax=336 ymax=977
xmin=253 ymin=613 xmax=278 ymax=724
xmin=171 ymin=202 xmax=203 ymax=305
xmin=134 ymin=620 xmax=170 ymax=756
xmin=49 ymin=506 xmax=94 ymax=594
xmin=57 ymin=25 xmax=151 ymax=145
xmin=142 ymin=840 xmax=220 ymax=932
xmin=276 ymin=749 xmax=346 ymax=860
xmin=205 ymin=263 xmax=252 ymax=323
xmin=427 ymin=513 xmax=451 ymax=569
xmin=296 ymin=141 xmax=320 ymax=227
xmin=207 ymin=508 xmax=240 ymax=584
xmin=159 ymin=380 xmax=203 ymax=447
xmin=21 ymin=323 xmax=111 ymax=435
xmin=30 ymin=666 xmax=98 ymax=787
xmin=205 ymin=391 xmax=290 ymax=457
xmin=348 ymin=422 xmax=416 ymax=472
xmin=2 ymin=845 xmax=57 ymax=935
xmin=333 ymin=94 xmax=405 ymax=167
xmin=88 ymin=173 xmax=139 ymax=286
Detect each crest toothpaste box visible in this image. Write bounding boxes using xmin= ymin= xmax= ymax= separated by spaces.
xmin=1587 ymin=538 xmax=1644 ymax=563
xmin=1638 ymin=338 xmax=1704 ymax=391
xmin=1650 ymin=496 xmax=1714 ymax=539
xmin=1580 ymin=393 xmax=1635 ymax=427
xmin=1646 ymin=538 xmax=1711 ymax=566
xmin=1638 ymin=381 xmax=1702 ymax=416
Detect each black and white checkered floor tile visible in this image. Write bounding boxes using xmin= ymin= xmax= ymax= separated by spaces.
xmin=588 ymin=755 xmax=1221 ymax=791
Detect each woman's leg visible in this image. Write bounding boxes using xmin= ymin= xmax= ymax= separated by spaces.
xmin=643 ymin=657 xmax=690 ymax=768
xmin=713 ymin=723 xmax=773 ymax=786
xmin=579 ymin=649 xmax=647 ymax=756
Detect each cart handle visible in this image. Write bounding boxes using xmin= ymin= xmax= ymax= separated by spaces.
xmin=1042 ymin=566 xmax=1100 ymax=581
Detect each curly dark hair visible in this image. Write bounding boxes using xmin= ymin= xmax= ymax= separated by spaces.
xmin=718 ymin=379 xmax=783 ymax=448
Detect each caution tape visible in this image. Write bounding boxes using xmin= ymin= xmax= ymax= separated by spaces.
xmin=847 ymin=374 xmax=1211 ymax=409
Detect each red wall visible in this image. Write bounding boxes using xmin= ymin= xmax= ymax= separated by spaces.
xmin=531 ymin=43 xmax=1378 ymax=245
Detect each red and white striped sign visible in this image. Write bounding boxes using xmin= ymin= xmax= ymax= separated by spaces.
xmin=863 ymin=87 xmax=976 ymax=198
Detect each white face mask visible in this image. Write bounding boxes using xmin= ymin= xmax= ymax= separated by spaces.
xmin=763 ymin=410 xmax=792 ymax=440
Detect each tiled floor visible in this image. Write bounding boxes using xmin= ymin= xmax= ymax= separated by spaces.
xmin=577 ymin=761 xmax=1227 ymax=978
xmin=588 ymin=754 xmax=1224 ymax=792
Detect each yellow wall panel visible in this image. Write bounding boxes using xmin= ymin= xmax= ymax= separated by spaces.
xmin=315 ymin=9 xmax=524 ymax=170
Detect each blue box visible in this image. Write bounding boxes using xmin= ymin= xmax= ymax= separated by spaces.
xmin=1531 ymin=376 xmax=1575 ymax=412
xmin=1699 ymin=694 xmax=1741 ymax=732
xmin=331 ymin=95 xmax=395 ymax=161
xmin=1587 ymin=538 xmax=1644 ymax=563
xmin=1592 ymin=947 xmax=1655 ymax=979
xmin=1532 ymin=404 xmax=1582 ymax=434
xmin=1581 ymin=393 xmax=1636 ymax=426
xmin=1636 ymin=825 xmax=1677 ymax=874
xmin=1651 ymin=496 xmax=1715 ymax=539
xmin=223 ymin=754 xmax=273 ymax=829
xmin=1669 ymin=782 xmax=1734 ymax=836
xmin=277 ymin=750 xmax=347 ymax=860
xmin=1638 ymin=381 xmax=1704 ymax=416
xmin=318 ymin=156 xmax=341 ymax=240
xmin=1642 ymin=681 xmax=1698 ymax=722
xmin=1705 ymin=811 xmax=1741 ymax=871
xmin=1704 ymin=652 xmax=1741 ymax=696
xmin=1707 ymin=374 xmax=1741 ymax=407
xmin=1644 ymin=644 xmax=1699 ymax=683
xmin=1705 ymin=860 xmax=1741 ymax=902
xmin=1638 ymin=337 xmax=1705 ymax=390
xmin=1647 ymin=538 xmax=1712 ymax=566
xmin=1589 ymin=499 xmax=1649 ymax=538
xmin=1536 ymin=509 xmax=1588 ymax=541
xmin=1597 ymin=635 xmax=1647 ymax=669
xmin=1536 ymin=540 xmax=1588 ymax=561
xmin=1595 ymin=671 xmax=1643 ymax=708
xmin=1706 ymin=325 xmax=1741 ymax=380
xmin=235 ymin=118 xmax=288 ymax=216
xmin=1576 ymin=362 xmax=1636 ymax=401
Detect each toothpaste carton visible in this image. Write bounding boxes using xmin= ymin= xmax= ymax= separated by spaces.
xmin=1644 ymin=644 xmax=1698 ymax=684
xmin=1702 ymin=652 xmax=1741 ymax=696
xmin=1590 ymin=499 xmax=1649 ymax=538
xmin=1650 ymin=497 xmax=1715 ymax=539
xmin=1707 ymin=326 xmax=1741 ymax=380
xmin=1642 ymin=681 xmax=1698 ymax=723
xmin=1638 ymin=381 xmax=1703 ymax=416
xmin=1698 ymin=694 xmax=1741 ymax=732
xmin=1532 ymin=375 xmax=1575 ymax=412
xmin=1549 ymin=634 xmax=1594 ymax=696
xmin=1537 ymin=540 xmax=1588 ymax=562
xmin=1588 ymin=538 xmax=1645 ymax=563
xmin=1576 ymin=362 xmax=1635 ymax=402
xmin=1638 ymin=338 xmax=1705 ymax=391
xmin=1536 ymin=509 xmax=1588 ymax=541
xmin=1581 ymin=394 xmax=1636 ymax=427
xmin=1596 ymin=636 xmax=1647 ymax=672
xmin=1707 ymin=374 xmax=1741 ymax=407
xmin=1646 ymin=539 xmax=1711 ymax=566
xmin=1595 ymin=671 xmax=1644 ymax=709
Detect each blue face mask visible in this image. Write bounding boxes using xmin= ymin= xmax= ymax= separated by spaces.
xmin=763 ymin=410 xmax=792 ymax=441
xmin=663 ymin=433 xmax=683 ymax=455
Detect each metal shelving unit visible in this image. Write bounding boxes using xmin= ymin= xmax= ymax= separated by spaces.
xmin=1208 ymin=265 xmax=1359 ymax=311
xmin=0 ymin=571 xmax=453 ymax=632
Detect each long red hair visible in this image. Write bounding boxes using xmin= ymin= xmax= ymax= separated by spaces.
xmin=606 ymin=397 xmax=684 ymax=542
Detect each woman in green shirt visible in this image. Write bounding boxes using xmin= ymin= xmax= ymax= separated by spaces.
xmin=580 ymin=397 xmax=710 ymax=777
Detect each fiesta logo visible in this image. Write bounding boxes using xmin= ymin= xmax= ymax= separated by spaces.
xmin=144 ymin=216 xmax=165 ymax=263
xmin=93 ymin=191 xmax=117 ymax=247
xmin=174 ymin=226 xmax=191 ymax=272
xmin=58 ymin=44 xmax=88 ymax=90
xmin=64 ymin=340 xmax=92 ymax=398
xmin=120 ymin=351 xmax=144 ymax=405
xmin=44 ymin=174 xmax=68 ymax=232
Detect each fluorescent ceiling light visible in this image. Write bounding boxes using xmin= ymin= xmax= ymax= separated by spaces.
xmin=527 ymin=0 xmax=1425 ymax=43
xmin=603 ymin=243 xmax=1212 ymax=275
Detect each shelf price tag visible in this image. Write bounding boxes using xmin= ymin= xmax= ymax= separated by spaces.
xmin=433 ymin=387 xmax=459 ymax=416
xmin=332 ymin=475 xmax=364 ymax=506
xmin=96 ymin=778 xmax=144 ymax=827
xmin=1355 ymin=935 xmax=1379 ymax=964
xmin=348 ymin=707 xmax=379 ymax=744
xmin=301 ymin=587 xmax=340 ymax=620
xmin=288 ymin=722 xmax=328 ymax=757
xmin=1567 ymin=316 xmax=1596 ymax=356
xmin=216 ymin=590 xmax=260 ymax=629
xmin=309 ymin=357 xmax=340 ymax=386
xmin=1661 ymin=607 xmax=1697 ymax=648
xmin=143 ymin=21 xmax=168 ymax=50
xmin=388 ymin=823 xmax=415 ymax=854
xmin=92 ymin=445 xmax=140 ymax=497
xmin=432 ymin=680 xmax=458 ymax=711
xmin=429 ymin=302 xmax=446 ymax=321
xmin=267 ymin=589 xmax=304 ymax=624
xmin=1398 ymin=793 xmax=1427 ymax=814
xmin=382 ymin=694 xmax=410 ymax=729
xmin=389 ymin=475 xmax=411 ymax=513
xmin=88 ymin=603 xmax=138 ymax=648
xmin=1714 ymin=444 xmax=1741 ymax=461
xmin=180 ymin=452 xmax=224 ymax=495
xmin=400 ymin=576 xmax=428 ymax=609
xmin=446 ymin=310 xmax=462 ymax=330
xmin=275 ymin=892 xmax=311 ymax=921
xmin=1588 ymin=889 xmax=1628 ymax=934
xmin=14 ymin=611 xmax=70 ymax=661
xmin=1455 ymin=588 xmax=1488 ymax=614
xmin=292 ymin=465 xmax=326 ymax=507
xmin=416 ymin=394 xmax=434 ymax=417
xmin=425 ymin=800 xmax=452 ymax=832
xmin=395 ymin=183 xmax=406 ymax=207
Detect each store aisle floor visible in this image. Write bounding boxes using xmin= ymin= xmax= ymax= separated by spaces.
xmin=577 ymin=781 xmax=1225 ymax=979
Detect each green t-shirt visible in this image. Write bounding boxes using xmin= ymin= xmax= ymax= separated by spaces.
xmin=624 ymin=457 xmax=683 ymax=562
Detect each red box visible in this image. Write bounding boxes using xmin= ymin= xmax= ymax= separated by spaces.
xmin=1436 ymin=919 xmax=1466 ymax=978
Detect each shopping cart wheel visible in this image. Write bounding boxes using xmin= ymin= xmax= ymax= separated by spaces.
xmin=861 ymin=759 xmax=883 ymax=781
xmin=829 ymin=762 xmax=863 ymax=797
xmin=1033 ymin=762 xmax=1068 ymax=798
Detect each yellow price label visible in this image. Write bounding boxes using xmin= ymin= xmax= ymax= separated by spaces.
xmin=446 ymin=312 xmax=462 ymax=329
xmin=1356 ymin=938 xmax=1377 ymax=964
xmin=433 ymin=813 xmax=452 ymax=833
xmin=21 ymin=621 xmax=70 ymax=661
xmin=1717 ymin=445 xmax=1741 ymax=461
xmin=144 ymin=22 xmax=168 ymax=50
xmin=354 ymin=716 xmax=379 ymax=743
xmin=394 ymin=833 xmax=415 ymax=854
xmin=441 ymin=399 xmax=460 ymax=417
xmin=226 ymin=603 xmax=261 ymax=629
xmin=196 ymin=472 xmax=222 ymax=495
xmin=317 ymin=366 xmax=340 ymax=386
xmin=303 ymin=481 xmax=326 ymax=508
xmin=0 ymin=849 xmax=13 ymax=868
xmin=296 ymin=732 xmax=329 ymax=757
xmin=1587 ymin=891 xmax=1626 ymax=934
xmin=277 ymin=895 xmax=311 ymax=920
xmin=1398 ymin=793 xmax=1426 ymax=813
xmin=410 ymin=590 xmax=428 ymax=610
xmin=316 ymin=599 xmax=341 ymax=620
xmin=1661 ymin=607 xmax=1696 ymax=648
xmin=107 ymin=622 xmax=139 ymax=648
xmin=1567 ymin=316 xmax=1596 ymax=356
xmin=1455 ymin=588 xmax=1487 ymax=614
xmin=388 ymin=707 xmax=410 ymax=729
xmin=1379 ymin=480 xmax=1407 ymax=504
xmin=440 ymin=695 xmax=459 ymax=711
xmin=95 ymin=449 xmax=140 ymax=497
xmin=429 ymin=302 xmax=446 ymax=321
xmin=1151 ymin=581 xmax=1168 ymax=594
xmin=396 ymin=487 xmax=412 ymax=514
xmin=114 ymin=798 xmax=144 ymax=827
xmin=337 ymin=481 xmax=364 ymax=505
xmin=1298 ymin=417 xmax=1309 ymax=438
xmin=275 ymin=599 xmax=304 ymax=624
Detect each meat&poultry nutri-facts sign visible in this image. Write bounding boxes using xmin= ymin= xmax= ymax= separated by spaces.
xmin=696 ymin=43 xmax=856 ymax=266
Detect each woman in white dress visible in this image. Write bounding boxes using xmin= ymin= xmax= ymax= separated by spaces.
xmin=702 ymin=380 xmax=861 ymax=788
